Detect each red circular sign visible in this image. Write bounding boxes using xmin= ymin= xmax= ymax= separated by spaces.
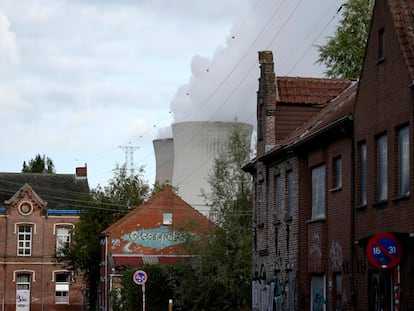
xmin=133 ymin=270 xmax=148 ymax=285
xmin=366 ymin=232 xmax=402 ymax=269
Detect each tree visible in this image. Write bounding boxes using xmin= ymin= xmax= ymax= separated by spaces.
xmin=22 ymin=153 xmax=55 ymax=173
xmin=178 ymin=122 xmax=253 ymax=310
xmin=316 ymin=0 xmax=374 ymax=78
xmin=62 ymin=164 xmax=150 ymax=310
xmin=115 ymin=263 xmax=192 ymax=311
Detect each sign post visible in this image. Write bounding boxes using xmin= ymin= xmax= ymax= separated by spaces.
xmin=133 ymin=270 xmax=148 ymax=311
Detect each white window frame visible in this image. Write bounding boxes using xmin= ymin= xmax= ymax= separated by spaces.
xmin=334 ymin=156 xmax=342 ymax=189
xmin=398 ymin=126 xmax=410 ymax=196
xmin=56 ymin=227 xmax=71 ymax=257
xmin=359 ymin=142 xmax=367 ymax=206
xmin=312 ymin=164 xmax=326 ymax=220
xmin=17 ymin=225 xmax=32 ymax=256
xmin=55 ymin=272 xmax=70 ymax=304
xmin=377 ymin=134 xmax=388 ymax=201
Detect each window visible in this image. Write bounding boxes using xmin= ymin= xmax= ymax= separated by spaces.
xmin=286 ymin=170 xmax=293 ymax=218
xmin=55 ymin=273 xmax=70 ymax=304
xmin=311 ymin=275 xmax=326 ymax=311
xmin=56 ymin=227 xmax=71 ymax=257
xmin=287 ymin=270 xmax=295 ymax=311
xmin=359 ymin=142 xmax=367 ymax=206
xmin=163 ymin=212 xmax=173 ymax=225
xmin=378 ymin=28 xmax=385 ymax=60
xmin=398 ymin=126 xmax=410 ymax=196
xmin=275 ymin=175 xmax=282 ymax=220
xmin=258 ymin=180 xmax=265 ymax=224
xmin=18 ymin=226 xmax=32 ymax=256
xmin=16 ymin=274 xmax=30 ymax=308
xmin=312 ymin=165 xmax=326 ymax=219
xmin=377 ymin=134 xmax=388 ymax=201
xmin=333 ymin=156 xmax=342 ymax=189
xmin=335 ymin=274 xmax=343 ymax=311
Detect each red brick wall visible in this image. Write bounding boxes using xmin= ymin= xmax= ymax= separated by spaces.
xmin=354 ymin=0 xmax=414 ymax=309
xmin=0 ymin=191 xmax=85 ymax=311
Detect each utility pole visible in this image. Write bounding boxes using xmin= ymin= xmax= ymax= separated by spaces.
xmin=119 ymin=144 xmax=139 ymax=176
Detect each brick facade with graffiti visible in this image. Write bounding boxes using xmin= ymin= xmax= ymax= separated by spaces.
xmin=98 ymin=185 xmax=214 ymax=310
xmin=245 ymin=0 xmax=414 ymax=310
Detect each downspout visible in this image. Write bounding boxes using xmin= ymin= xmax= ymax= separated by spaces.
xmin=3 ymin=210 xmax=8 ymax=311
xmin=41 ymin=210 xmax=46 ymax=311
xmin=350 ymin=123 xmax=356 ymax=310
xmin=105 ymin=235 xmax=108 ymax=311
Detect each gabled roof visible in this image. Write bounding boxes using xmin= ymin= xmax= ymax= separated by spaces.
xmin=262 ymin=80 xmax=358 ymax=160
xmin=0 ymin=172 xmax=89 ymax=209
xmin=103 ymin=185 xmax=213 ymax=235
xmin=388 ymin=0 xmax=414 ymax=78
xmin=277 ymin=76 xmax=352 ymax=105
xmin=102 ymin=185 xmax=214 ymax=258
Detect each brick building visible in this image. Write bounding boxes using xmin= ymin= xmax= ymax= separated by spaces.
xmin=245 ymin=50 xmax=354 ymax=311
xmin=0 ymin=167 xmax=89 ymax=311
xmin=99 ymin=185 xmax=214 ymax=311
xmin=247 ymin=0 xmax=414 ymax=310
xmin=353 ymin=0 xmax=414 ymax=309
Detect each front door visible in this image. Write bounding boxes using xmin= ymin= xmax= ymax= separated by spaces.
xmin=369 ymin=270 xmax=392 ymax=311
xmin=16 ymin=274 xmax=30 ymax=311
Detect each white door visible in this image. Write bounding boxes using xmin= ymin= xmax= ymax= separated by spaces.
xmin=16 ymin=274 xmax=30 ymax=311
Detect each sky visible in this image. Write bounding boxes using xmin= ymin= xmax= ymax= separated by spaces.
xmin=0 ymin=0 xmax=344 ymax=189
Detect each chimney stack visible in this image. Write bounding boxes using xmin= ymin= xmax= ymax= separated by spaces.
xmin=257 ymin=51 xmax=277 ymax=156
xmin=76 ymin=165 xmax=87 ymax=179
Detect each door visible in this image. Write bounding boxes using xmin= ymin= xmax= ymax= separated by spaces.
xmin=16 ymin=274 xmax=30 ymax=311
xmin=369 ymin=271 xmax=392 ymax=311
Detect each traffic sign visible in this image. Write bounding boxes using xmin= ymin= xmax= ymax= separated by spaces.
xmin=133 ymin=270 xmax=148 ymax=285
xmin=366 ymin=232 xmax=402 ymax=269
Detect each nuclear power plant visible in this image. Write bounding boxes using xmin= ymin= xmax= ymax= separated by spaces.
xmin=153 ymin=121 xmax=253 ymax=215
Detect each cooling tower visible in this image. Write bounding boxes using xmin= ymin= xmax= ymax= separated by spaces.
xmin=153 ymin=138 xmax=174 ymax=185
xmin=171 ymin=121 xmax=253 ymax=215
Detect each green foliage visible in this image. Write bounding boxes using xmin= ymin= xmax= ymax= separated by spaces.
xmin=22 ymin=153 xmax=55 ymax=173
xmin=115 ymin=263 xmax=193 ymax=311
xmin=180 ymin=122 xmax=253 ymax=310
xmin=317 ymin=0 xmax=374 ymax=78
xmin=63 ymin=164 xmax=150 ymax=310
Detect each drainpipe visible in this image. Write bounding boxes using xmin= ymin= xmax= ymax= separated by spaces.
xmin=3 ymin=211 xmax=8 ymax=311
xmin=349 ymin=118 xmax=356 ymax=310
xmin=41 ymin=210 xmax=46 ymax=311
xmin=105 ymin=235 xmax=108 ymax=311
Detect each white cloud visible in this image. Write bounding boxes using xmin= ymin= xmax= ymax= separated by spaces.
xmin=0 ymin=12 xmax=19 ymax=66
xmin=0 ymin=0 xmax=340 ymax=188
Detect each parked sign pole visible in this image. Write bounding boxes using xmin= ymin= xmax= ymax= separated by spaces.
xmin=142 ymin=283 xmax=146 ymax=311
xmin=133 ymin=270 xmax=148 ymax=311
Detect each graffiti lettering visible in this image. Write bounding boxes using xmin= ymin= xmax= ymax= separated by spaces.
xmin=121 ymin=227 xmax=188 ymax=252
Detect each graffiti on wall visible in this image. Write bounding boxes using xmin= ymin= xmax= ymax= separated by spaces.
xmin=309 ymin=232 xmax=322 ymax=260
xmin=312 ymin=290 xmax=325 ymax=311
xmin=119 ymin=226 xmax=187 ymax=252
xmin=329 ymin=240 xmax=343 ymax=271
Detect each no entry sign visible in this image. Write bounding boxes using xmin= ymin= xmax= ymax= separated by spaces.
xmin=366 ymin=232 xmax=402 ymax=269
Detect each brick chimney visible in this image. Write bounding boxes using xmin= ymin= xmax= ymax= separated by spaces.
xmin=75 ymin=165 xmax=87 ymax=179
xmin=257 ymin=51 xmax=277 ymax=156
